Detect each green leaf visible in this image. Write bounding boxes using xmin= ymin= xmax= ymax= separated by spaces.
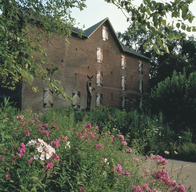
xmin=176 ymin=23 xmax=180 ymax=28
xmin=182 ymin=6 xmax=188 ymax=19
xmin=162 ymin=19 xmax=166 ymax=26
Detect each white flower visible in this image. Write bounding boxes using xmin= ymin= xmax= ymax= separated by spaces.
xmin=40 ymin=152 xmax=45 ymax=161
xmin=37 ymin=145 xmax=43 ymax=153
xmin=26 ymin=140 xmax=37 ymax=147
xmin=65 ymin=141 xmax=71 ymax=149
xmin=102 ymin=171 xmax=107 ymax=177
xmin=104 ymin=158 xmax=109 ymax=165
xmin=34 ymin=155 xmax=39 ymax=159
xmin=46 ymin=153 xmax=51 ymax=160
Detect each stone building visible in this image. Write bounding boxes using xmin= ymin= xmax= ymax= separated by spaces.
xmin=1 ymin=18 xmax=149 ymax=112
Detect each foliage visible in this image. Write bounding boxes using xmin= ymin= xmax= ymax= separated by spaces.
xmin=118 ymin=26 xmax=196 ymax=88
xmin=108 ymin=0 xmax=195 ymax=55
xmin=147 ymin=69 xmax=196 ymax=139
xmin=0 ymin=0 xmax=86 ymax=97
xmin=0 ymin=101 xmax=194 ymax=191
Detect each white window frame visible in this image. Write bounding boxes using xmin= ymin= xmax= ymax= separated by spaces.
xmin=139 ymin=80 xmax=143 ymax=93
xmin=43 ymin=87 xmax=53 ymax=108
xmin=122 ymin=96 xmax=125 ymax=109
xmin=139 ymin=61 xmax=143 ymax=74
xmin=97 ymin=47 xmax=103 ymax=63
xmin=121 ymin=55 xmax=126 ymax=69
xmin=139 ymin=98 xmax=142 ymax=109
xmin=121 ymin=76 xmax=126 ymax=90
xmin=96 ymin=93 xmax=103 ymax=107
xmin=96 ymin=70 xmax=103 ymax=86
xmin=72 ymin=90 xmax=80 ymax=109
xmin=102 ymin=26 xmax=108 ymax=41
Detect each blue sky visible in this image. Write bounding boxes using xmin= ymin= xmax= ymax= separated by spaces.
xmin=71 ymin=0 xmax=196 ymax=36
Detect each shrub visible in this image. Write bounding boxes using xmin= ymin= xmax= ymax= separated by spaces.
xmin=148 ymin=69 xmax=196 ymax=139
xmin=0 ymin=103 xmax=194 ymax=191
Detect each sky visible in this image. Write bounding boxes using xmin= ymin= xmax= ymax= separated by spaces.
xmin=71 ymin=0 xmax=196 ymax=36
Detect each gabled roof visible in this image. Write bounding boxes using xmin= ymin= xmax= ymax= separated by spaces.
xmin=72 ymin=18 xmax=149 ymax=61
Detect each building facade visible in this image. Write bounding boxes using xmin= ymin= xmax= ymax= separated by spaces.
xmin=3 ymin=18 xmax=149 ymax=112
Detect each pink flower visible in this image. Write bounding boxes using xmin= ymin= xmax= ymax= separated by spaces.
xmin=119 ymin=135 xmax=124 ymax=141
xmin=29 ymin=157 xmax=34 ymax=163
xmin=94 ymin=144 xmax=99 ymax=149
xmin=116 ymin=164 xmax=122 ymax=173
xmin=79 ymin=186 xmax=85 ymax=191
xmin=45 ymin=130 xmax=50 ymax=137
xmin=101 ymin=145 xmax=104 ymax=149
xmin=46 ymin=162 xmax=53 ymax=170
xmin=145 ymin=156 xmax=149 ymax=160
xmin=56 ymin=141 xmax=60 ymax=148
xmin=78 ymin=132 xmax=83 ymax=139
xmin=22 ymin=122 xmax=26 ymax=126
xmin=126 ymin=148 xmax=132 ymax=153
xmin=121 ymin=141 xmax=127 ymax=145
xmin=63 ymin=136 xmax=68 ymax=141
xmin=5 ymin=172 xmax=10 ymax=180
xmin=84 ymin=123 xmax=91 ymax=130
xmin=26 ymin=131 xmax=30 ymax=136
xmin=123 ymin=171 xmax=130 ymax=178
xmin=54 ymin=153 xmax=60 ymax=165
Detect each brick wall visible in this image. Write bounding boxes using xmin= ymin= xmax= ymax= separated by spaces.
xmin=21 ymin=20 xmax=149 ymax=112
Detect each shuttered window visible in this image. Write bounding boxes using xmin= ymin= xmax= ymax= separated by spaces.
xmin=96 ymin=93 xmax=103 ymax=106
xmin=139 ymin=61 xmax=143 ymax=74
xmin=139 ymin=80 xmax=143 ymax=93
xmin=121 ymin=76 xmax=126 ymax=90
xmin=122 ymin=96 xmax=125 ymax=109
xmin=96 ymin=71 xmax=103 ymax=86
xmin=43 ymin=88 xmax=53 ymax=108
xmin=121 ymin=55 xmax=126 ymax=69
xmin=72 ymin=90 xmax=80 ymax=109
xmin=97 ymin=47 xmax=103 ymax=63
xmin=102 ymin=26 xmax=108 ymax=41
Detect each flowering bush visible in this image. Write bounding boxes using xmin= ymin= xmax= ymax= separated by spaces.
xmin=0 ymin=103 xmax=194 ymax=191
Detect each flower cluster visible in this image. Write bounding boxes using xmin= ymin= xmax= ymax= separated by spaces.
xmin=26 ymin=139 xmax=56 ymax=161
xmin=94 ymin=143 xmax=104 ymax=149
xmin=151 ymin=155 xmax=168 ymax=167
xmin=17 ymin=143 xmax=26 ymax=158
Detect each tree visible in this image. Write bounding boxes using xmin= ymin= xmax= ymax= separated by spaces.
xmin=148 ymin=69 xmax=196 ymax=139
xmin=0 ymin=0 xmax=195 ymax=100
xmin=118 ymin=27 xmax=196 ymax=88
xmin=0 ymin=0 xmax=86 ymax=98
xmin=107 ymin=0 xmax=196 ymax=54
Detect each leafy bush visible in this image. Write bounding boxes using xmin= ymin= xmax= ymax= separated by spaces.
xmin=147 ymin=69 xmax=196 ymax=139
xmin=0 ymin=102 xmax=193 ymax=191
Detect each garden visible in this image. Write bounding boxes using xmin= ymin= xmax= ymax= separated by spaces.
xmin=0 ymin=98 xmax=195 ymax=192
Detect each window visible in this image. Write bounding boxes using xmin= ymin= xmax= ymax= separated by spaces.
xmin=96 ymin=71 xmax=103 ymax=86
xmin=139 ymin=61 xmax=143 ymax=74
xmin=139 ymin=80 xmax=143 ymax=93
xmin=122 ymin=96 xmax=125 ymax=109
xmin=121 ymin=76 xmax=126 ymax=90
xmin=102 ymin=26 xmax=108 ymax=41
xmin=72 ymin=91 xmax=80 ymax=109
xmin=96 ymin=93 xmax=103 ymax=106
xmin=139 ymin=98 xmax=142 ymax=109
xmin=121 ymin=55 xmax=126 ymax=69
xmin=43 ymin=87 xmax=53 ymax=108
xmin=97 ymin=47 xmax=103 ymax=63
